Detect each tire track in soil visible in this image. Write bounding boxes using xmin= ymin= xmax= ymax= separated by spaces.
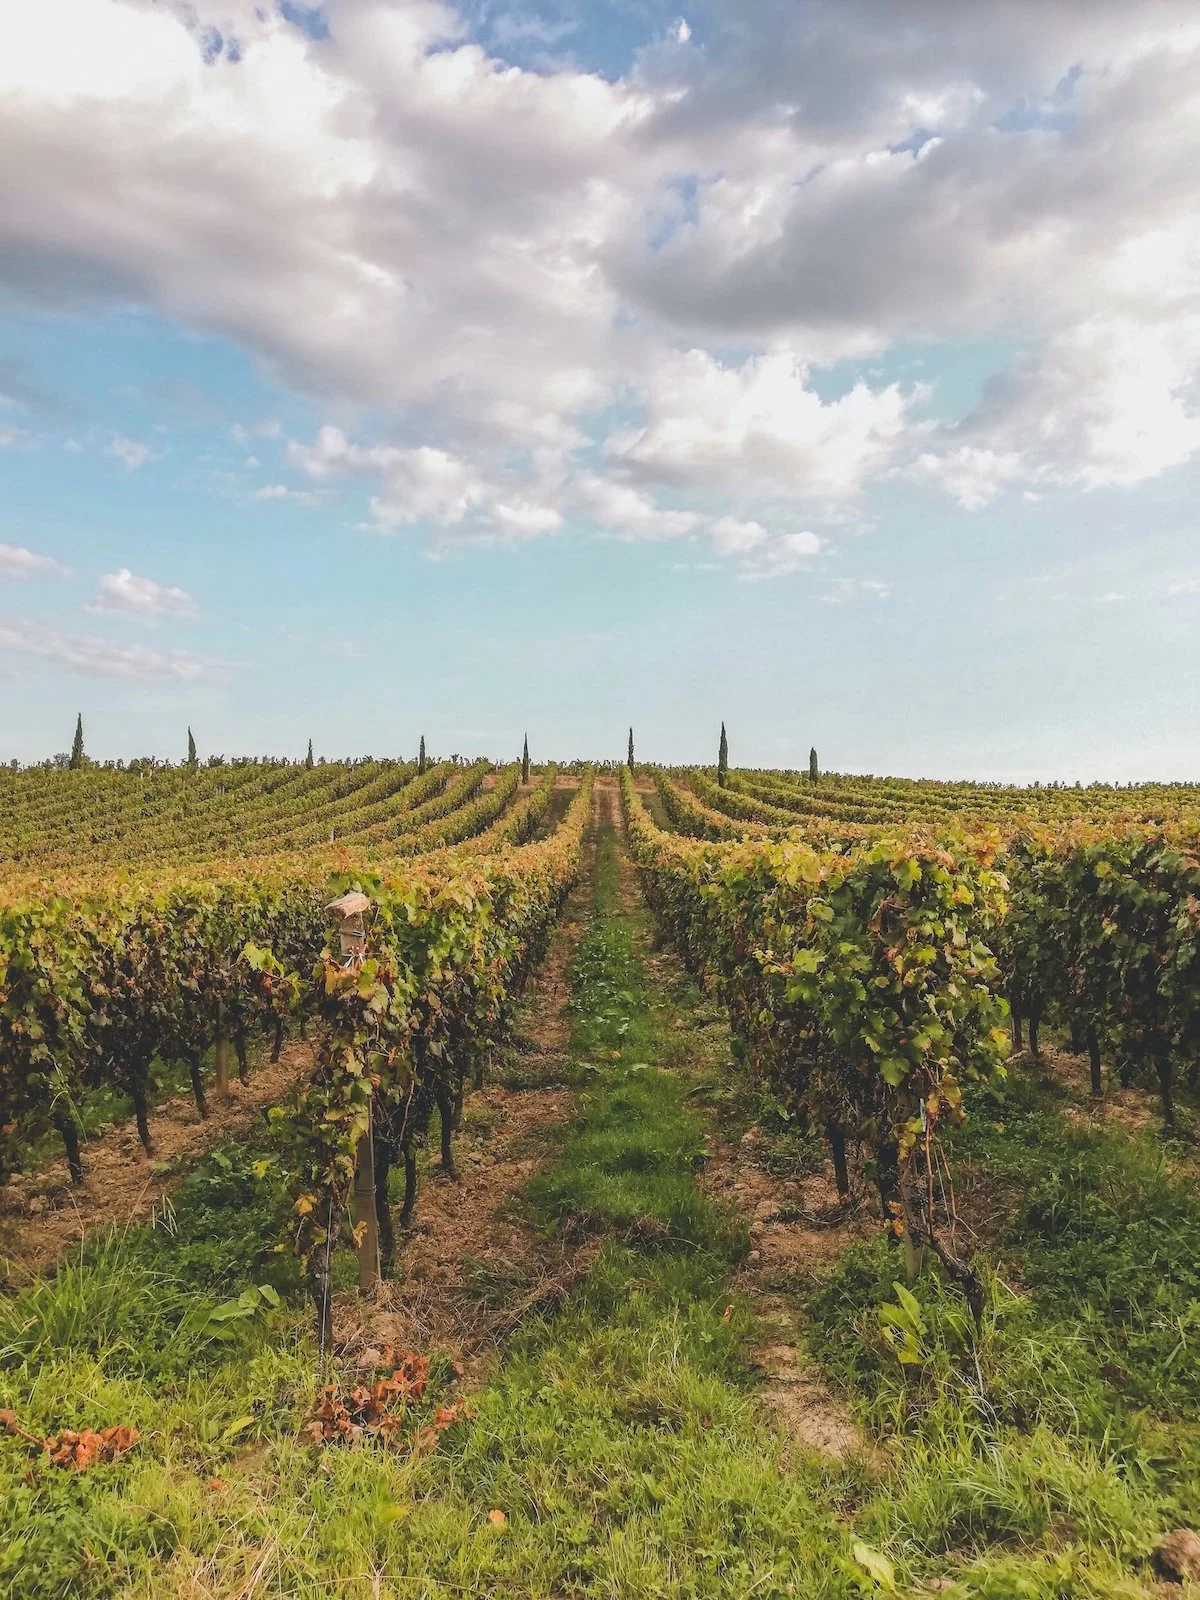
xmin=0 ymin=1039 xmax=316 ymax=1282
xmin=341 ymin=791 xmax=599 ymax=1378
xmin=700 ymin=1132 xmax=873 ymax=1462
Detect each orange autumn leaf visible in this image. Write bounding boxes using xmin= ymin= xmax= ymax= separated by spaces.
xmin=42 ymin=1425 xmax=140 ymax=1471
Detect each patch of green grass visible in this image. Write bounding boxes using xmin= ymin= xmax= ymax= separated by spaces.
xmin=953 ymin=1067 xmax=1200 ymax=1419
xmin=528 ymin=824 xmax=745 ymax=1260
xmin=0 ymin=1148 xmax=314 ymax=1599
xmin=796 ymin=1059 xmax=1200 ymax=1595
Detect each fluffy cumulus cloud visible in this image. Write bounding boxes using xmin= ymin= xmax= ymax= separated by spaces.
xmin=89 ymin=568 xmax=198 ymax=619
xmin=608 ymin=351 xmax=911 ymax=500
xmin=3 ymin=0 xmax=1200 ymax=558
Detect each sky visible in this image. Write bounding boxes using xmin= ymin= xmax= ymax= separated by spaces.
xmin=2 ymin=1 xmax=1200 ymax=780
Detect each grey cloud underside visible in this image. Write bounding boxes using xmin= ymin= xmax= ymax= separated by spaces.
xmin=2 ymin=0 xmax=1199 ymax=545
xmin=640 ymin=0 xmax=1194 ymax=139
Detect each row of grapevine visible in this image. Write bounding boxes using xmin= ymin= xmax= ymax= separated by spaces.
xmin=0 ymin=758 xmax=592 ymax=1342
xmin=621 ymin=770 xmax=1009 ymax=1318
xmin=288 ymin=773 xmax=594 ymax=1341
xmin=999 ymin=827 xmax=1200 ymax=1122
xmin=0 ymin=762 xmax=542 ymax=1175
xmin=717 ymin=763 xmax=1200 ymax=826
xmin=678 ymin=766 xmax=1200 ymax=1124
xmin=0 ymin=758 xmax=423 ymax=872
xmin=638 ymin=763 xmax=1200 ymax=1310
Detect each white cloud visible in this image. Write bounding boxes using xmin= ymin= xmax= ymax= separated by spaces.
xmin=753 ymin=531 xmax=824 ymax=574
xmin=711 ymin=519 xmax=823 ymax=576
xmin=252 ymin=483 xmax=316 ymax=504
xmin=573 ymin=474 xmax=701 ymax=538
xmin=0 ymin=543 xmax=70 ymax=581
xmin=88 ymin=568 xmax=197 ymax=618
xmin=609 ymin=351 xmax=913 ymax=501
xmin=904 ymin=447 xmax=1024 ymax=510
xmin=2 ymin=0 xmax=1200 ymax=542
xmin=369 ymin=453 xmax=490 ymax=528
xmin=0 ymin=426 xmax=33 ymax=450
xmin=912 ymin=323 xmax=1200 ymax=506
xmin=489 ymin=500 xmax=563 ymax=537
xmin=109 ymin=436 xmax=150 ymax=471
xmin=822 ymin=577 xmax=891 ymax=604
xmin=0 ymin=617 xmax=205 ymax=680
xmin=711 ymin=516 xmax=768 ymax=554
xmin=288 ymin=427 xmax=492 ymax=527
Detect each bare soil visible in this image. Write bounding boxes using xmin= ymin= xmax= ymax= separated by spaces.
xmin=701 ymin=1129 xmax=873 ymax=1461
xmin=1028 ymin=1039 xmax=1164 ymax=1135
xmin=337 ymin=798 xmax=598 ymax=1377
xmin=0 ymin=1039 xmax=315 ymax=1282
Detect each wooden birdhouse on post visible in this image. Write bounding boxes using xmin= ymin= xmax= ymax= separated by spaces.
xmin=326 ymin=889 xmax=370 ymax=964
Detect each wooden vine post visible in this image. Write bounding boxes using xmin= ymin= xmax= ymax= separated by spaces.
xmin=214 ymin=1003 xmax=231 ymax=1098
xmin=327 ymin=890 xmax=380 ymax=1293
xmin=353 ymin=1104 xmax=380 ymax=1291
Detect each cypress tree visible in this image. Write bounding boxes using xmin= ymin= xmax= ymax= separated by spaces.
xmin=418 ymin=736 xmax=426 ymax=776
xmin=809 ymin=746 xmax=819 ymax=783
xmin=717 ymin=722 xmax=728 ymax=788
xmin=522 ymin=734 xmax=530 ymax=785
xmin=305 ymin=738 xmax=314 ymax=769
xmin=69 ymin=713 xmax=85 ymax=770
xmin=627 ymin=727 xmax=635 ymax=773
xmin=187 ymin=727 xmax=197 ymax=767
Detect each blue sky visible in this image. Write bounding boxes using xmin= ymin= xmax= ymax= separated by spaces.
xmin=3 ymin=0 xmax=1200 ymax=779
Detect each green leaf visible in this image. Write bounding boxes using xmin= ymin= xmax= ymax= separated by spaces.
xmin=892 ymin=1281 xmax=927 ymax=1335
xmin=221 ymin=1415 xmax=258 ymax=1443
xmin=851 ymin=1541 xmax=895 ymax=1591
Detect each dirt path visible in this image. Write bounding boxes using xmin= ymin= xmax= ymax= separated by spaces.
xmin=0 ymin=1039 xmax=315 ymax=1282
xmin=700 ymin=1130 xmax=872 ymax=1459
xmin=340 ymin=799 xmax=598 ymax=1375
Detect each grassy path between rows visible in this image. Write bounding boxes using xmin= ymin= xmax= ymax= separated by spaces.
xmin=3 ymin=812 xmax=1199 ymax=1599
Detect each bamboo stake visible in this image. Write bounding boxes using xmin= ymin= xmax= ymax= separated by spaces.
xmin=214 ymin=1005 xmax=231 ymax=1098
xmin=354 ymin=1103 xmax=380 ymax=1293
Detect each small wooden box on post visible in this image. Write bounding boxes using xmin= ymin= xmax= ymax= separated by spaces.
xmin=326 ymin=889 xmax=380 ymax=1292
xmin=327 ymin=889 xmax=370 ymax=962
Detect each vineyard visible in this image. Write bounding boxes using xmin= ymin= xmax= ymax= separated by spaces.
xmin=2 ymin=754 xmax=1200 ymax=1599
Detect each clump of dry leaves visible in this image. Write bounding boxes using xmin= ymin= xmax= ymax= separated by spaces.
xmin=1 ymin=1408 xmax=140 ymax=1472
xmin=302 ymin=1349 xmax=472 ymax=1450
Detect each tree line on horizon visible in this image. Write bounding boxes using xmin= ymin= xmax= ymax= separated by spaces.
xmin=32 ymin=715 xmax=823 ymax=781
